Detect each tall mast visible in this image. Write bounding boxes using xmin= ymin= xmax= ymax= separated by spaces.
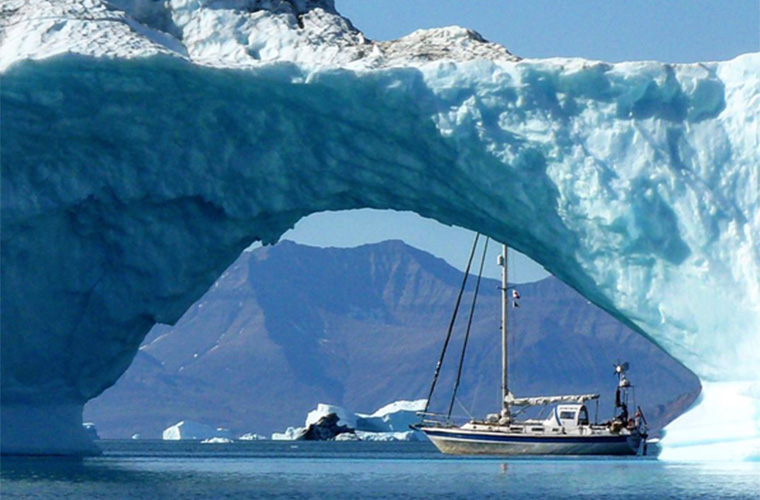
xmin=500 ymin=244 xmax=510 ymax=416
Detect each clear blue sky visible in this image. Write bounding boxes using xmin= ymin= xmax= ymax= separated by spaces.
xmin=282 ymin=0 xmax=759 ymax=282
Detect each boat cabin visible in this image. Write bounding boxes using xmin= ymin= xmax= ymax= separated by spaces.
xmin=544 ymin=404 xmax=590 ymax=430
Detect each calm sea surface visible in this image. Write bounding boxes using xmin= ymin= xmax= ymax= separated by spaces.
xmin=2 ymin=440 xmax=758 ymax=499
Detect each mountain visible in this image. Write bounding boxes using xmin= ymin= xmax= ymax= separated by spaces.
xmin=84 ymin=240 xmax=699 ymax=438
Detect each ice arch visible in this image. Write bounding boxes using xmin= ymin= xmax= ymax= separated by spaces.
xmin=1 ymin=0 xmax=759 ymax=457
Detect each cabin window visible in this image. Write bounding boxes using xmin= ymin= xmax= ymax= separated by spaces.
xmin=578 ymin=407 xmax=589 ymax=425
xmin=559 ymin=411 xmax=576 ymax=420
xmin=531 ymin=427 xmax=544 ymax=433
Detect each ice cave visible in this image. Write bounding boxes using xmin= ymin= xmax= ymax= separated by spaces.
xmin=1 ymin=0 xmax=758 ymax=458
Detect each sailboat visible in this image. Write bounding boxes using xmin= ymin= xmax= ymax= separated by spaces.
xmin=416 ymin=242 xmax=648 ymax=456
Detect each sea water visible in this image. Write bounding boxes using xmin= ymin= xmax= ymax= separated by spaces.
xmin=2 ymin=441 xmax=758 ymax=499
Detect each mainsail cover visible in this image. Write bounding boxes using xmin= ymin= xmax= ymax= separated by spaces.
xmin=505 ymin=393 xmax=600 ymax=407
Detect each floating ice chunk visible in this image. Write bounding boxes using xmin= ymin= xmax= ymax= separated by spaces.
xmin=272 ymin=427 xmax=307 ymax=441
xmin=162 ymin=420 xmax=233 ymax=440
xmin=201 ymin=437 xmax=235 ymax=444
xmin=274 ymin=400 xmax=427 ymax=440
xmin=356 ymin=399 xmax=426 ymax=433
xmin=305 ymin=403 xmax=357 ymax=430
xmin=334 ymin=432 xmax=360 ymax=441
xmin=238 ymin=433 xmax=268 ymax=441
xmin=355 ymin=431 xmax=423 ymax=442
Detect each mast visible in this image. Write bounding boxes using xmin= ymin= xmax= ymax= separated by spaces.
xmin=499 ymin=244 xmax=510 ymax=417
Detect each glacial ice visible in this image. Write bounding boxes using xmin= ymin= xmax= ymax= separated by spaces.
xmin=357 ymin=400 xmax=427 ymax=433
xmin=272 ymin=427 xmax=306 ymax=441
xmin=162 ymin=420 xmax=233 ymax=441
xmin=273 ymin=400 xmax=427 ymax=441
xmin=353 ymin=431 xmax=423 ymax=442
xmin=305 ymin=404 xmax=358 ymax=430
xmin=1 ymin=0 xmax=758 ymax=458
xmin=201 ymin=437 xmax=234 ymax=444
xmin=238 ymin=433 xmax=268 ymax=441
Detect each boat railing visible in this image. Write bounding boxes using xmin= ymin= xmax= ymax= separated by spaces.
xmin=414 ymin=411 xmax=470 ymax=428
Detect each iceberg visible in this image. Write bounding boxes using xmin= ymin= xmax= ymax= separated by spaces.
xmin=273 ymin=404 xmax=353 ymax=441
xmin=238 ymin=433 xmax=268 ymax=441
xmin=162 ymin=420 xmax=233 ymax=441
xmin=201 ymin=437 xmax=234 ymax=444
xmin=305 ymin=404 xmax=357 ymax=430
xmin=272 ymin=427 xmax=307 ymax=441
xmin=1 ymin=0 xmax=759 ymax=458
xmin=338 ymin=430 xmax=423 ymax=442
xmin=356 ymin=400 xmax=427 ymax=433
xmin=272 ymin=400 xmax=427 ymax=441
xmin=355 ymin=431 xmax=423 ymax=442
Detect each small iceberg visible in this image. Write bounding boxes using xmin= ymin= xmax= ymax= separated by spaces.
xmin=306 ymin=404 xmax=357 ymax=429
xmin=162 ymin=420 xmax=233 ymax=441
xmin=272 ymin=399 xmax=427 ymax=441
xmin=201 ymin=437 xmax=235 ymax=444
xmin=238 ymin=433 xmax=268 ymax=441
xmin=357 ymin=400 xmax=426 ymax=433
xmin=356 ymin=431 xmax=421 ymax=442
xmin=272 ymin=427 xmax=307 ymax=441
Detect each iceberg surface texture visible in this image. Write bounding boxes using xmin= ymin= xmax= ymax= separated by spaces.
xmin=1 ymin=0 xmax=758 ymax=458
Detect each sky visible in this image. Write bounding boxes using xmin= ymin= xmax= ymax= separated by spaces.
xmin=281 ymin=0 xmax=760 ymax=282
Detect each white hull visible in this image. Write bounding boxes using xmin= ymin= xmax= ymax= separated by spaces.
xmin=422 ymin=427 xmax=642 ymax=456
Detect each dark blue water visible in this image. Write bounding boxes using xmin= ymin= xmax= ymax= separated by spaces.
xmin=2 ymin=441 xmax=758 ymax=499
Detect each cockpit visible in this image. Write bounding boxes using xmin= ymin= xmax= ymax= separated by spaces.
xmin=547 ymin=403 xmax=590 ymax=429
